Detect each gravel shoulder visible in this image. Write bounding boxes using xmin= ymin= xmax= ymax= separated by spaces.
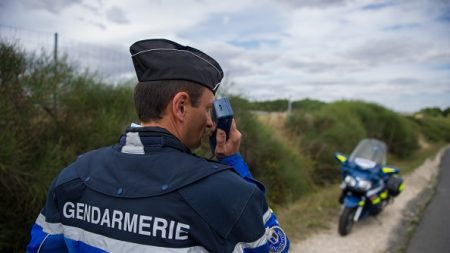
xmin=290 ymin=146 xmax=449 ymax=253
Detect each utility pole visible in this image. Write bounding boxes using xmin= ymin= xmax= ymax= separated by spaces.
xmin=53 ymin=32 xmax=58 ymax=117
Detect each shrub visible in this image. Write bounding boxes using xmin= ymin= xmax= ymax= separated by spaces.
xmin=235 ymin=103 xmax=314 ymax=206
xmin=419 ymin=107 xmax=444 ymax=117
xmin=286 ymin=103 xmax=366 ymax=185
xmin=286 ymin=100 xmax=419 ymax=185
xmin=333 ymin=101 xmax=419 ymax=158
xmin=197 ymin=96 xmax=315 ymax=206
xmin=414 ymin=115 xmax=450 ymax=142
xmin=291 ymin=98 xmax=326 ymax=111
xmin=250 ymin=99 xmax=290 ymax=112
xmin=0 ymin=42 xmax=136 ymax=252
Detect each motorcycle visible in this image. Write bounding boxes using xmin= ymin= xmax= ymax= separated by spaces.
xmin=335 ymin=138 xmax=405 ymax=236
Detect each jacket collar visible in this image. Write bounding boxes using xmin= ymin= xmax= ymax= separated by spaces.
xmin=117 ymin=126 xmax=191 ymax=154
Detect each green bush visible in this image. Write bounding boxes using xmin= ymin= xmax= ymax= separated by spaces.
xmin=235 ymin=102 xmax=313 ymax=206
xmin=414 ymin=115 xmax=450 ymax=142
xmin=332 ymin=101 xmax=419 ymax=158
xmin=0 ymin=44 xmax=45 ymax=252
xmin=286 ymin=104 xmax=366 ymax=184
xmin=250 ymin=99 xmax=290 ymax=112
xmin=248 ymin=98 xmax=326 ymax=112
xmin=419 ymin=107 xmax=445 ymax=117
xmin=197 ymin=96 xmax=315 ymax=206
xmin=443 ymin=107 xmax=450 ymax=117
xmin=291 ymin=99 xmax=326 ymax=111
xmin=0 ymin=43 xmax=136 ymax=252
xmin=286 ymin=100 xmax=419 ymax=185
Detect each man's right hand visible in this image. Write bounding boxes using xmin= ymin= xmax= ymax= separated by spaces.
xmin=215 ymin=119 xmax=241 ymax=158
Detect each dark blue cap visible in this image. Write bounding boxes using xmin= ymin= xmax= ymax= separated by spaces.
xmin=130 ymin=39 xmax=223 ymax=94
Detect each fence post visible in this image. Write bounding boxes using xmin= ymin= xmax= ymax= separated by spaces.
xmin=287 ymin=98 xmax=292 ymax=115
xmin=53 ymin=32 xmax=58 ymax=117
xmin=53 ymin=32 xmax=58 ymax=63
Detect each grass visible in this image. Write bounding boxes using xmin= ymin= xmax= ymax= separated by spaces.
xmin=388 ymin=141 xmax=447 ymax=175
xmin=277 ymin=185 xmax=341 ymax=241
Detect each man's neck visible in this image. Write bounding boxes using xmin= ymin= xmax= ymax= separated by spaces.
xmin=141 ymin=119 xmax=183 ymax=144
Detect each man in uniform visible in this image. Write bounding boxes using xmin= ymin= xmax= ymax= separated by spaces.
xmin=27 ymin=39 xmax=290 ymax=252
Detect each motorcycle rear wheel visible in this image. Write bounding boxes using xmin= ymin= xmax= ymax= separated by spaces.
xmin=339 ymin=207 xmax=356 ymax=236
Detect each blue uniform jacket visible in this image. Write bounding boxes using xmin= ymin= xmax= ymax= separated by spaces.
xmin=27 ymin=126 xmax=289 ymax=252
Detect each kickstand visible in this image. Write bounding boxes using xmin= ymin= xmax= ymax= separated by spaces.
xmin=372 ymin=216 xmax=382 ymax=225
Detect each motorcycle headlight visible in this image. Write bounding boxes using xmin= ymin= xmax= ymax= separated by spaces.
xmin=357 ymin=179 xmax=372 ymax=191
xmin=344 ymin=176 xmax=372 ymax=191
xmin=344 ymin=175 xmax=357 ymax=187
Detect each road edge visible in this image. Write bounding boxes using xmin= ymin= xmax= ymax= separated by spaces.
xmin=386 ymin=145 xmax=450 ymax=253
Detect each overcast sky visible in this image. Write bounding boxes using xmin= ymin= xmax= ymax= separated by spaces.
xmin=1 ymin=0 xmax=449 ymax=112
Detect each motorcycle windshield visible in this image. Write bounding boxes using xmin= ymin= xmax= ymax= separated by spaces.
xmin=349 ymin=139 xmax=387 ymax=169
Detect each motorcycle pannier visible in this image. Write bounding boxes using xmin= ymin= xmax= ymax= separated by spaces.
xmin=387 ymin=176 xmax=403 ymax=197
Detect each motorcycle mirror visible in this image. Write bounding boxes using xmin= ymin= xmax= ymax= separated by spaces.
xmin=335 ymin=152 xmax=348 ymax=164
xmin=382 ymin=166 xmax=400 ymax=174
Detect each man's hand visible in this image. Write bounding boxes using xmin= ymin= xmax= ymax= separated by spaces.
xmin=215 ymin=119 xmax=241 ymax=158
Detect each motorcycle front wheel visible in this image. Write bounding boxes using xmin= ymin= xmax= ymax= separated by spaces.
xmin=338 ymin=207 xmax=356 ymax=236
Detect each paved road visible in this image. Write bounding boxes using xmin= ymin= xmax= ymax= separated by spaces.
xmin=406 ymin=148 xmax=450 ymax=253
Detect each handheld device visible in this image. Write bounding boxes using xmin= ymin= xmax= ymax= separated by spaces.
xmin=209 ymin=97 xmax=234 ymax=154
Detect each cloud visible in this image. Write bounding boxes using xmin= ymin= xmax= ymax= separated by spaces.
xmin=388 ymin=77 xmax=422 ymax=86
xmin=278 ymin=0 xmax=353 ymax=9
xmin=59 ymin=40 xmax=134 ymax=81
xmin=105 ymin=6 xmax=130 ymax=25
xmin=18 ymin=0 xmax=82 ymax=14
xmin=361 ymin=2 xmax=396 ymax=11
xmin=284 ymin=57 xmax=365 ymax=74
xmin=77 ymin=17 xmax=106 ymax=30
xmin=229 ymin=39 xmax=280 ymax=50
xmin=178 ymin=6 xmax=286 ymax=42
xmin=383 ymin=23 xmax=420 ymax=31
xmin=80 ymin=2 xmax=102 ymax=16
xmin=346 ymin=39 xmax=426 ymax=67
xmin=0 ymin=0 xmax=15 ymax=17
xmin=1 ymin=0 xmax=449 ymax=112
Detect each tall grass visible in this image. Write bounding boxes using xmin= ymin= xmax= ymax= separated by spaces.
xmin=285 ymin=100 xmax=419 ymax=185
xmin=0 ymin=43 xmax=136 ymax=252
xmin=196 ymin=96 xmax=315 ymax=206
xmin=248 ymin=98 xmax=326 ymax=112
xmin=413 ymin=115 xmax=450 ymax=142
xmin=231 ymin=97 xmax=314 ymax=206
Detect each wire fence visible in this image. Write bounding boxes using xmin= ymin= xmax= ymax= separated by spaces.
xmin=0 ymin=24 xmax=135 ymax=83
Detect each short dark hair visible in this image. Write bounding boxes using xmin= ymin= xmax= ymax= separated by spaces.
xmin=134 ymin=80 xmax=204 ymax=122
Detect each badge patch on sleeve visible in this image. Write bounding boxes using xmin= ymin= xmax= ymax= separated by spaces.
xmin=268 ymin=226 xmax=287 ymax=252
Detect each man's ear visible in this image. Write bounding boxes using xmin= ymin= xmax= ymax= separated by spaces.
xmin=172 ymin=92 xmax=189 ymax=122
